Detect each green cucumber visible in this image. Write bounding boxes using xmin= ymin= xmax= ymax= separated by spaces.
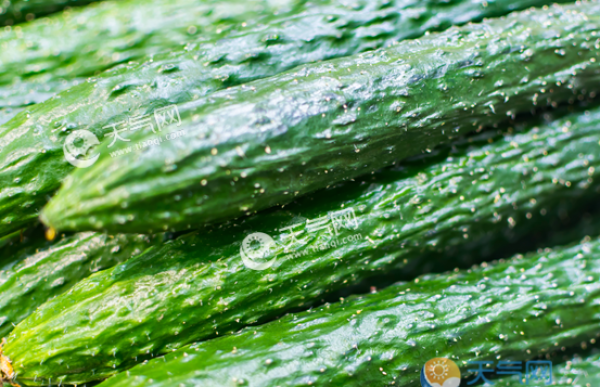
xmin=0 ymin=226 xmax=50 ymax=269
xmin=0 ymin=230 xmax=25 ymax=258
xmin=89 ymin=236 xmax=600 ymax=387
xmin=0 ymin=107 xmax=24 ymax=126
xmin=0 ymin=0 xmax=580 ymax=237
xmin=6 ymin=103 xmax=600 ymax=385
xmin=0 ymin=0 xmax=570 ymax=95
xmin=41 ymin=1 xmax=600 ymax=234
xmin=492 ymin=349 xmax=600 ymax=386
xmin=0 ymin=78 xmax=81 ymax=124
xmin=0 ymin=0 xmax=572 ymax=115
xmin=0 ymin=0 xmax=273 ymax=83
xmin=0 ymin=0 xmax=99 ymax=26
xmin=0 ymin=231 xmax=159 ymax=339
xmin=0 ymin=0 xmax=292 ymax=123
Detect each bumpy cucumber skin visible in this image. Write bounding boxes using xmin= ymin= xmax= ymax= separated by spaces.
xmin=0 ymin=0 xmax=569 ymax=102
xmin=0 ymin=77 xmax=81 ymax=122
xmin=0 ymin=232 xmax=156 ymax=339
xmin=96 ymin=237 xmax=600 ymax=387
xmin=42 ymin=1 xmax=600 ymax=234
xmin=0 ymin=0 xmax=291 ymax=122
xmin=551 ymin=353 xmax=600 ymax=387
xmin=493 ymin=350 xmax=600 ymax=386
xmin=0 ymin=226 xmax=52 ymax=269
xmin=8 ymin=104 xmax=600 ymax=385
xmin=0 ymin=0 xmax=575 ymax=237
xmin=0 ymin=0 xmax=277 ymax=82
xmin=0 ymin=0 xmax=96 ymax=26
xmin=0 ymin=107 xmax=24 ymax=126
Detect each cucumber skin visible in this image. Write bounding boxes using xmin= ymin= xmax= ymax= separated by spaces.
xmin=0 ymin=0 xmax=273 ymax=81
xmin=552 ymin=354 xmax=600 ymax=387
xmin=0 ymin=0 xmax=568 ymax=96
xmin=0 ymin=0 xmax=97 ymax=26
xmin=0 ymin=226 xmax=51 ymax=270
xmin=0 ymin=107 xmax=24 ymax=126
xmin=494 ymin=350 xmax=600 ymax=386
xmin=96 ymin=237 xmax=600 ymax=387
xmin=0 ymin=0 xmax=576 ymax=238
xmin=0 ymin=0 xmax=288 ymax=121
xmin=8 ymin=104 xmax=600 ymax=385
xmin=0 ymin=232 xmax=157 ymax=339
xmin=41 ymin=1 xmax=600 ymax=234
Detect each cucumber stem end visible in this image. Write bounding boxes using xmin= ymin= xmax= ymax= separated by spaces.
xmin=0 ymin=338 xmax=18 ymax=386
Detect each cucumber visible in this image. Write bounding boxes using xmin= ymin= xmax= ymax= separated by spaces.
xmin=492 ymin=349 xmax=600 ymax=386
xmin=0 ymin=226 xmax=50 ymax=269
xmin=0 ymin=0 xmax=291 ymax=122
xmin=85 ymin=236 xmax=600 ymax=387
xmin=6 ymin=103 xmax=600 ymax=385
xmin=41 ymin=1 xmax=600 ymax=234
xmin=0 ymin=231 xmax=26 ymax=269
xmin=0 ymin=231 xmax=159 ymax=339
xmin=0 ymin=0 xmax=99 ymax=26
xmin=0 ymin=0 xmax=581 ymax=238
xmin=0 ymin=107 xmax=24 ymax=126
xmin=0 ymin=230 xmax=25 ymax=258
xmin=0 ymin=0 xmax=570 ymax=116
xmin=0 ymin=78 xmax=81 ymax=125
xmin=0 ymin=0 xmax=570 ymax=93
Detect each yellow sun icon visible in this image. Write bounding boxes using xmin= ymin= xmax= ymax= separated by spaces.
xmin=428 ymin=359 xmax=450 ymax=380
xmin=421 ymin=357 xmax=461 ymax=387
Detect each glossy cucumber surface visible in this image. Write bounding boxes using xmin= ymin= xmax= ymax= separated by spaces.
xmin=0 ymin=0 xmax=98 ymax=26
xmin=94 ymin=237 xmax=600 ymax=387
xmin=0 ymin=232 xmax=157 ymax=338
xmin=493 ymin=349 xmax=600 ymax=386
xmin=0 ymin=0 xmax=579 ymax=237
xmin=6 ymin=104 xmax=600 ymax=385
xmin=0 ymin=0 xmax=568 ymax=96
xmin=0 ymin=226 xmax=51 ymax=270
xmin=0 ymin=0 xmax=291 ymax=121
xmin=41 ymin=1 xmax=600 ymax=234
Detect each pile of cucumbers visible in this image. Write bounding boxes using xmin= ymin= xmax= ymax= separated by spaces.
xmin=2 ymin=0 xmax=600 ymax=386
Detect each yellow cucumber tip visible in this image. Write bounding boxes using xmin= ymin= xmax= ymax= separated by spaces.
xmin=45 ymin=227 xmax=56 ymax=241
